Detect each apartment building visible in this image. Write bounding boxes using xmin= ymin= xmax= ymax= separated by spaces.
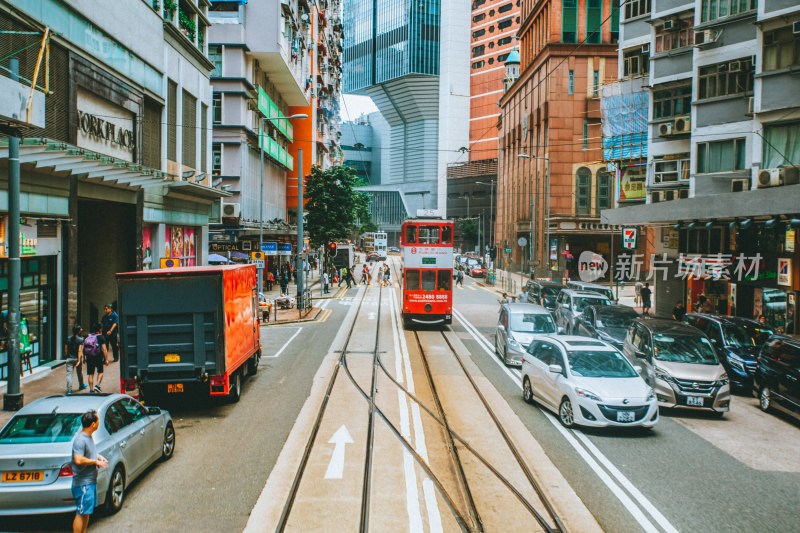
xmin=603 ymin=0 xmax=800 ymax=330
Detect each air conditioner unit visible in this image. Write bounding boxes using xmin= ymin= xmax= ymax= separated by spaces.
xmin=222 ymin=202 xmax=241 ymax=218
xmin=784 ymin=166 xmax=800 ymax=185
xmin=758 ymin=168 xmax=781 ymax=188
xmin=793 ymin=20 xmax=800 ymax=34
xmin=673 ymin=115 xmax=691 ymax=133
xmin=641 ymin=43 xmax=650 ymax=54
xmin=651 ymin=191 xmax=664 ymax=203
xmin=731 ymin=178 xmax=750 ymax=192
xmin=694 ymin=29 xmax=714 ymax=45
xmin=747 ymin=96 xmax=755 ymax=114
xmin=659 ymin=122 xmax=674 ymax=136
xmin=728 ymin=61 xmax=741 ymax=72
xmin=663 ymin=20 xmax=675 ymax=31
xmin=678 ymin=188 xmax=690 ymax=199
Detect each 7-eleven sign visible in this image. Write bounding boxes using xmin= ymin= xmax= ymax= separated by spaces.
xmin=622 ymin=228 xmax=638 ymax=250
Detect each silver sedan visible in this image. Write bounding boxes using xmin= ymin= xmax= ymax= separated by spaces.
xmin=0 ymin=393 xmax=174 ymax=516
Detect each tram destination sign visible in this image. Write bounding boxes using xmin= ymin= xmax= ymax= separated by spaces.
xmin=404 ymin=246 xmax=453 ymax=268
xmin=422 ymin=257 xmax=436 ymax=265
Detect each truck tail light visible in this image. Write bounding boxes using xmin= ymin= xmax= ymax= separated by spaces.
xmin=58 ymin=464 xmax=74 ymax=477
xmin=121 ymin=378 xmax=137 ymax=392
xmin=210 ymin=375 xmax=226 ymax=394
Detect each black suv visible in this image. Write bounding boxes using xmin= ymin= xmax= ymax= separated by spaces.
xmin=755 ymin=335 xmax=800 ymax=421
xmin=525 ymin=280 xmax=563 ymax=313
xmin=574 ymin=305 xmax=640 ymax=349
xmin=684 ymin=314 xmax=773 ymax=393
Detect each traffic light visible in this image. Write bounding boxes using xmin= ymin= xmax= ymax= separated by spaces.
xmin=489 ymin=246 xmax=497 ymax=260
xmin=328 ymin=242 xmax=337 ymax=257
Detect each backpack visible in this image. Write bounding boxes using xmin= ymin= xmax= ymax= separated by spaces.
xmin=84 ymin=333 xmax=102 ymax=357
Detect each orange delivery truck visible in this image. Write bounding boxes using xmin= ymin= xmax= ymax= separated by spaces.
xmin=116 ymin=264 xmax=262 ymax=402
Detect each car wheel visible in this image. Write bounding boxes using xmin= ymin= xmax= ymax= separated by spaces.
xmin=228 ymin=371 xmax=242 ymax=403
xmin=247 ymin=352 xmax=260 ymax=376
xmin=559 ymin=397 xmax=575 ymax=428
xmin=161 ymin=422 xmax=175 ymax=460
xmin=522 ymin=378 xmax=535 ymax=405
xmin=105 ymin=465 xmax=126 ymax=514
xmin=759 ymin=386 xmax=772 ymax=412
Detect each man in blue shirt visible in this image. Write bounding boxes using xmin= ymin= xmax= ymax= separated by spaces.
xmin=72 ymin=411 xmax=108 ymax=533
xmin=101 ymin=304 xmax=119 ymax=362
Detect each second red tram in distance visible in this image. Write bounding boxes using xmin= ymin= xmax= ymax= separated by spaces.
xmin=400 ymin=218 xmax=454 ymax=328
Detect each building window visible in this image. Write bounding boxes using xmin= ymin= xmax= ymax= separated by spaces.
xmin=498 ymin=53 xmax=510 ymax=62
xmin=596 ymin=171 xmax=611 ymax=210
xmin=473 ymin=13 xmax=486 ymax=22
xmin=568 ymin=70 xmax=574 ymax=95
xmin=472 ymin=60 xmax=486 ymax=69
xmin=762 ymin=122 xmax=800 ymax=168
xmin=700 ymin=0 xmax=756 ymax=23
xmin=576 ymin=167 xmax=591 ymax=215
xmin=653 ymin=156 xmax=691 ymax=183
xmin=592 ymin=70 xmax=600 ymax=97
xmin=653 ymin=86 xmax=692 ymax=119
xmin=201 ymin=103 xmax=208 ymax=173
xmin=698 ymin=58 xmax=754 ymax=99
xmin=167 ymin=80 xmax=177 ymax=162
xmin=473 ymin=45 xmax=485 ymax=58
xmin=562 ymin=0 xmax=577 ymax=43
xmin=472 ymin=0 xmax=486 ymax=8
xmin=212 ymin=144 xmax=222 ymax=175
xmin=498 ymin=18 xmax=513 ymax=30
xmin=763 ymin=27 xmax=800 ymax=72
xmin=473 ymin=29 xmax=485 ymax=39
xmin=212 ymin=93 xmax=222 ymax=124
xmin=498 ymin=36 xmax=513 ymax=46
xmin=489 ymin=25 xmax=495 ymax=32
xmin=182 ymin=90 xmax=197 ymax=168
xmin=610 ymin=0 xmax=620 ymax=42
xmin=654 ymin=19 xmax=694 ymax=53
xmin=624 ymin=0 xmax=650 ymax=19
xmin=696 ymin=139 xmax=746 ymax=173
xmin=499 ymin=3 xmax=513 ymax=12
xmin=586 ymin=0 xmax=602 ymax=44
xmin=623 ymin=46 xmax=649 ymax=78
xmin=582 ymin=119 xmax=589 ymax=150
xmin=208 ymin=45 xmax=222 ymax=77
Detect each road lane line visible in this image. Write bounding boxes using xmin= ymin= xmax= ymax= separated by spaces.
xmin=265 ymin=327 xmax=303 ymax=358
xmin=452 ymin=308 xmax=673 ymax=533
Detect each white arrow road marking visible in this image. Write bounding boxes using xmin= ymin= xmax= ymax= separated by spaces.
xmin=324 ymin=425 xmax=354 ymax=479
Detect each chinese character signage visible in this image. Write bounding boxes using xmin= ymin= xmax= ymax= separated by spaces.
xmin=613 ymin=252 xmax=765 ymax=282
xmin=618 ymin=166 xmax=646 ymax=202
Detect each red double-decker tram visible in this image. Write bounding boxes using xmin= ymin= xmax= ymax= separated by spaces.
xmin=400 ymin=218 xmax=454 ymax=328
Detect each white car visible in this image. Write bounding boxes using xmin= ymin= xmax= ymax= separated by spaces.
xmin=521 ymin=336 xmax=659 ymax=429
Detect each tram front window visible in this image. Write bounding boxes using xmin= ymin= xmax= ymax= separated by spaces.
xmin=442 ymin=226 xmax=452 ymax=244
xmin=405 ymin=269 xmax=420 ymax=290
xmin=421 ymin=270 xmax=436 ymax=292
xmin=419 ymin=226 xmax=440 ymax=244
xmin=437 ymin=270 xmax=452 ymax=291
xmin=405 ymin=226 xmax=417 ymax=244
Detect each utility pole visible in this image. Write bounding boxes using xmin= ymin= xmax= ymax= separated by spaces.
xmin=4 ymin=58 xmax=23 ymax=411
xmin=296 ymin=148 xmax=304 ymax=309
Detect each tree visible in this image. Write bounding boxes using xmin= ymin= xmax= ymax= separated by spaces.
xmin=457 ymin=218 xmax=479 ymax=250
xmin=304 ymin=165 xmax=370 ymax=248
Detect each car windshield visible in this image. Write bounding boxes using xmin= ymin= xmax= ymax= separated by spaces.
xmin=653 ymin=334 xmax=719 ymax=364
xmin=722 ymin=325 xmax=756 ymax=347
xmin=567 ymin=350 xmax=639 ymax=378
xmin=739 ymin=323 xmax=774 ymax=346
xmin=574 ymin=297 xmax=609 ymax=312
xmin=509 ymin=313 xmax=556 ymax=333
xmin=542 ymin=287 xmax=561 ymax=298
xmin=0 ymin=413 xmax=83 ymax=444
xmin=596 ymin=311 xmax=638 ymax=328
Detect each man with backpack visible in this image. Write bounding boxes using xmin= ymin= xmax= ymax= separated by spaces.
xmin=83 ymin=323 xmax=108 ymax=393
xmin=64 ymin=326 xmax=88 ymax=394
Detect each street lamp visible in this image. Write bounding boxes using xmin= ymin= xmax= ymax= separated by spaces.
xmin=518 ymin=153 xmax=550 ymax=274
xmin=258 ymin=113 xmax=308 ymax=296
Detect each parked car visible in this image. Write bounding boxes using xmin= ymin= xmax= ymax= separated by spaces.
xmin=0 ymin=394 xmax=174 ymax=516
xmin=566 ymin=281 xmax=616 ymax=302
xmin=469 ymin=265 xmax=486 ymax=277
xmin=388 ymin=247 xmax=401 ymax=253
xmin=684 ymin=313 xmax=773 ymax=393
xmin=521 ymin=336 xmax=658 ymax=428
xmin=754 ymin=335 xmax=800 ymax=421
xmin=574 ymin=305 xmax=640 ymax=349
xmin=621 ymin=319 xmax=730 ymax=414
xmin=495 ymin=303 xmax=557 ymax=365
xmin=525 ymin=280 xmax=564 ymax=313
xmin=554 ymin=290 xmax=612 ymax=334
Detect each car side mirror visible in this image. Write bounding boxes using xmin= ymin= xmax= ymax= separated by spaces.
xmin=497 ymin=325 xmax=505 ymax=332
xmin=147 ymin=406 xmax=162 ymax=416
xmin=548 ymin=364 xmax=563 ymax=374
xmin=634 ymin=349 xmax=648 ymax=360
xmin=633 ymin=365 xmax=643 ymax=373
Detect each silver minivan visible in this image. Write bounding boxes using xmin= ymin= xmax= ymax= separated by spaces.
xmin=554 ymin=290 xmax=611 ymax=334
xmin=566 ymin=281 xmax=616 ymax=302
xmin=495 ymin=303 xmax=557 ymax=365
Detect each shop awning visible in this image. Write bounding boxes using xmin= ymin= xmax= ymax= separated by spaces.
xmin=0 ymin=138 xmax=172 ymax=189
xmin=601 ymin=184 xmax=800 ymax=225
xmin=166 ymin=180 xmax=231 ymax=199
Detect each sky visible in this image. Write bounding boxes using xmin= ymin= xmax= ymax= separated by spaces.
xmin=339 ymin=94 xmax=378 ymax=122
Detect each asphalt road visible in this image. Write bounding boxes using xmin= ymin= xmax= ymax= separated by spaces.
xmin=452 ymin=274 xmax=800 ymax=533
xmin=1 ymin=290 xmax=354 ymax=533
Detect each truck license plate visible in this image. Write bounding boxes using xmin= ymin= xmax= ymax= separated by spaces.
xmin=2 ymin=471 xmax=43 ymax=482
xmin=167 ymin=384 xmax=184 ymax=394
xmin=686 ymin=396 xmax=704 ymax=407
xmin=164 ymin=354 xmax=180 ymax=363
xmin=616 ymin=411 xmax=635 ymax=422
